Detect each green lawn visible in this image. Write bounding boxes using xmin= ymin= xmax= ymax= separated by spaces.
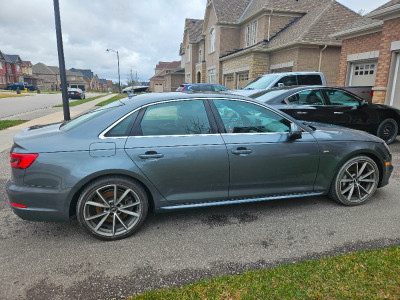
xmin=95 ymin=94 xmax=127 ymax=106
xmin=53 ymin=95 xmax=106 ymax=107
xmin=131 ymin=246 xmax=400 ymax=299
xmin=0 ymin=120 xmax=28 ymax=130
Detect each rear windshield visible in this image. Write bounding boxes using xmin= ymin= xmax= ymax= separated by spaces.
xmin=60 ymin=101 xmax=123 ymax=131
xmin=243 ymin=74 xmax=279 ymax=90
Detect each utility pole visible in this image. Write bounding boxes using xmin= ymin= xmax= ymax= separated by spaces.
xmin=53 ymin=0 xmax=70 ymax=121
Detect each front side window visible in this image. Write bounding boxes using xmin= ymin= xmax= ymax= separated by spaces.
xmin=287 ymin=90 xmax=324 ymax=105
xmin=274 ymin=75 xmax=298 ymax=87
xmin=209 ymin=28 xmax=215 ymax=53
xmin=324 ymin=89 xmax=360 ymax=106
xmin=140 ymin=100 xmax=212 ymax=136
xmin=214 ymin=100 xmax=290 ymax=134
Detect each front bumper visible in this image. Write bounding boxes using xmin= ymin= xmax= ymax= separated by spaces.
xmin=6 ymin=180 xmax=72 ymax=222
xmin=379 ymin=161 xmax=393 ymax=188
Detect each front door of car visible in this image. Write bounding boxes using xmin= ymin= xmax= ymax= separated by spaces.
xmin=282 ymin=89 xmax=329 ymax=124
xmin=322 ymin=89 xmax=371 ymax=131
xmin=212 ymin=99 xmax=321 ymax=199
xmin=124 ymin=99 xmax=229 ymax=204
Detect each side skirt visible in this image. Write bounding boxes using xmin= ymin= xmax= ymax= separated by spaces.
xmin=159 ymin=192 xmax=325 ymax=210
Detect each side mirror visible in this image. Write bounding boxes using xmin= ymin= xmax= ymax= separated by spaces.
xmin=289 ymin=123 xmax=302 ymax=140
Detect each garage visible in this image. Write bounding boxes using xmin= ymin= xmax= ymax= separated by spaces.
xmin=388 ymin=53 xmax=400 ymax=109
xmin=349 ymin=61 xmax=377 ymax=86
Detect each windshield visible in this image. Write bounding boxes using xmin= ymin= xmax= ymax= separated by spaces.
xmin=243 ymin=74 xmax=279 ymax=90
xmin=250 ymin=89 xmax=289 ymax=102
xmin=61 ymin=101 xmax=123 ymax=130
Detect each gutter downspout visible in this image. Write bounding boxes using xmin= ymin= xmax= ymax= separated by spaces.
xmin=318 ymin=45 xmax=328 ymax=72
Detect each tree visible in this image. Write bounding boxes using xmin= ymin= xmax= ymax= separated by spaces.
xmin=126 ymin=68 xmax=139 ymax=87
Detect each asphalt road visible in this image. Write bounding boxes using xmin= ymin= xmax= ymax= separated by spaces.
xmin=0 ymin=142 xmax=399 ymax=300
xmin=0 ymin=92 xmax=101 ymax=120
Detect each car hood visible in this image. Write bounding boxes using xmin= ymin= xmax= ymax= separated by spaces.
xmin=227 ymin=89 xmax=263 ymax=97
xmin=303 ymin=121 xmax=384 ymax=143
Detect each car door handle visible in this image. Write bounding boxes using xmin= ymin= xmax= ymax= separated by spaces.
xmin=139 ymin=151 xmax=164 ymax=159
xmin=334 ymin=112 xmax=344 ymax=115
xmin=232 ymin=148 xmax=252 ymax=155
xmin=296 ymin=112 xmax=308 ymax=115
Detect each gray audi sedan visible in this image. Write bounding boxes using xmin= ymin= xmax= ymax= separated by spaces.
xmin=7 ymin=93 xmax=393 ymax=240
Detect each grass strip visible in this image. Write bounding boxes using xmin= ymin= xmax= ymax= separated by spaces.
xmin=96 ymin=94 xmax=127 ymax=106
xmin=0 ymin=120 xmax=28 ymax=130
xmin=131 ymin=246 xmax=400 ymax=299
xmin=53 ymin=95 xmax=106 ymax=107
xmin=0 ymin=93 xmax=30 ymax=98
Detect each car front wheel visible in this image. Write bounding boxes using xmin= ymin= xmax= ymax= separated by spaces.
xmin=377 ymin=118 xmax=398 ymax=144
xmin=329 ymin=156 xmax=379 ymax=206
xmin=76 ymin=176 xmax=148 ymax=240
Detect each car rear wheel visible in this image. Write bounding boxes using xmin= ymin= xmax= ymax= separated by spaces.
xmin=76 ymin=176 xmax=148 ymax=240
xmin=377 ymin=118 xmax=398 ymax=144
xmin=329 ymin=156 xmax=379 ymax=206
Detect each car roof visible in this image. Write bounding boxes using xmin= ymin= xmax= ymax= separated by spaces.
xmin=184 ymin=83 xmax=221 ymax=86
xmin=260 ymin=72 xmax=323 ymax=77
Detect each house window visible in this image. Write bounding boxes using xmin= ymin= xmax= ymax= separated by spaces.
xmin=17 ymin=65 xmax=21 ymax=72
xmin=209 ymin=28 xmax=216 ymax=53
xmin=0 ymin=62 xmax=3 ymax=69
xmin=245 ymin=25 xmax=250 ymax=47
xmin=186 ymin=45 xmax=191 ymax=63
xmin=208 ymin=68 xmax=216 ymax=83
xmin=252 ymin=21 xmax=258 ymax=45
xmin=199 ymin=48 xmax=203 ymax=63
xmin=186 ymin=73 xmax=191 ymax=83
xmin=71 ymin=76 xmax=76 ymax=80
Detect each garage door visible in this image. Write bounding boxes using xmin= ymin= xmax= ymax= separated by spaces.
xmin=224 ymin=74 xmax=234 ymax=90
xmin=237 ymin=71 xmax=250 ymax=89
xmin=154 ymin=83 xmax=163 ymax=93
xmin=350 ymin=61 xmax=377 ymax=86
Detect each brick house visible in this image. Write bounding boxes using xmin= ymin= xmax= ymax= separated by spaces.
xmin=66 ymin=70 xmax=88 ymax=90
xmin=0 ymin=51 xmax=24 ymax=87
xmin=333 ymin=0 xmax=400 ymax=108
xmin=149 ymin=61 xmax=182 ymax=92
xmin=21 ymin=61 xmax=40 ymax=86
xmin=181 ymin=0 xmax=361 ymax=88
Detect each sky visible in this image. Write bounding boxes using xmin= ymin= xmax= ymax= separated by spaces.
xmin=0 ymin=0 xmax=390 ymax=84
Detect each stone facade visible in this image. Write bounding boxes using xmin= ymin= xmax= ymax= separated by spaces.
xmin=180 ymin=0 xmax=360 ymax=88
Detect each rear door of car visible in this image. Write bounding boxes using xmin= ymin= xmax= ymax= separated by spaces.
xmin=210 ymin=99 xmax=320 ymax=199
xmin=124 ymin=99 xmax=229 ymax=204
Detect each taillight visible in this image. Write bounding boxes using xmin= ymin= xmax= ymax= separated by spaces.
xmin=10 ymin=153 xmax=38 ymax=169
xmin=10 ymin=202 xmax=27 ymax=208
xmin=76 ymin=92 xmax=80 ymax=95
xmin=180 ymin=86 xmax=185 ymax=91
xmin=370 ymin=90 xmax=374 ymax=98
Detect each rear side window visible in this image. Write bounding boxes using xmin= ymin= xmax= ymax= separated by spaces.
xmin=105 ymin=111 xmax=139 ymax=137
xmin=297 ymin=75 xmax=322 ymax=85
xmin=324 ymin=89 xmax=360 ymax=106
xmin=287 ymin=90 xmax=324 ymax=105
xmin=140 ymin=100 xmax=212 ymax=136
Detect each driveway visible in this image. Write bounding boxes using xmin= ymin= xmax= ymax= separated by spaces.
xmin=0 ymin=142 xmax=399 ymax=300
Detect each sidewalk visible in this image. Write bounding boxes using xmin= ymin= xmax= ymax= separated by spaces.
xmin=0 ymin=94 xmax=116 ymax=153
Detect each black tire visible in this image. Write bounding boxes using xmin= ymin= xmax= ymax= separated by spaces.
xmin=76 ymin=176 xmax=148 ymax=240
xmin=329 ymin=156 xmax=379 ymax=206
xmin=377 ymin=118 xmax=398 ymax=144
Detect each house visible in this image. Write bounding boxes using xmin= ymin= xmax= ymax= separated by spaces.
xmin=180 ymin=0 xmax=362 ymax=88
xmin=33 ymin=63 xmax=88 ymax=91
xmin=32 ymin=62 xmax=60 ymax=91
xmin=106 ymin=80 xmax=114 ymax=91
xmin=333 ymin=0 xmax=400 ymax=108
xmin=0 ymin=51 xmax=23 ymax=88
xmin=98 ymin=78 xmax=107 ymax=91
xmin=164 ymin=68 xmax=185 ymax=91
xmin=22 ymin=61 xmax=40 ymax=86
xmin=149 ymin=61 xmax=182 ymax=92
xmin=69 ymin=68 xmax=96 ymax=90
xmin=66 ymin=70 xmax=88 ymax=90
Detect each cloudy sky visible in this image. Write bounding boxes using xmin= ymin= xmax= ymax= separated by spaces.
xmin=0 ymin=0 xmax=389 ymax=84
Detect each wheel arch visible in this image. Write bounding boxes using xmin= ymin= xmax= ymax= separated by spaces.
xmin=68 ymin=170 xmax=160 ymax=218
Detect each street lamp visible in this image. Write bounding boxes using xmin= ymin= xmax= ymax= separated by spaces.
xmin=106 ymin=48 xmax=121 ymax=93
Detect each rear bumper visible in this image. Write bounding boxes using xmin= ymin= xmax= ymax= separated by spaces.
xmin=6 ymin=180 xmax=72 ymax=222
